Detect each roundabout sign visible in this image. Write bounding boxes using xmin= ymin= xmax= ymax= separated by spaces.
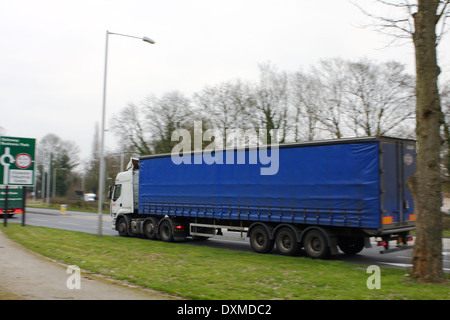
xmin=0 ymin=136 xmax=36 ymax=186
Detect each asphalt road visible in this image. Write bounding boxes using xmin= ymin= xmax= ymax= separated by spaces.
xmin=8 ymin=207 xmax=117 ymax=236
xmin=6 ymin=207 xmax=450 ymax=273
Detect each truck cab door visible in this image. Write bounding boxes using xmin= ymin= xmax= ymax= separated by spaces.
xmin=110 ymin=184 xmax=122 ymax=216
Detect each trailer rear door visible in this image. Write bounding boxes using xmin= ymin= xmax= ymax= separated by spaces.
xmin=380 ymin=138 xmax=416 ymax=232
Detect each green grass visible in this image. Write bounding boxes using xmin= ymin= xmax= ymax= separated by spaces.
xmin=1 ymin=224 xmax=449 ymax=300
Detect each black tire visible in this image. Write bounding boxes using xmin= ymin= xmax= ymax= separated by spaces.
xmin=338 ymin=236 xmax=365 ymax=255
xmin=303 ymin=229 xmax=330 ymax=259
xmin=159 ymin=219 xmax=173 ymax=242
xmin=117 ymin=217 xmax=129 ymax=237
xmin=275 ymin=227 xmax=299 ymax=256
xmin=249 ymin=225 xmax=274 ymax=254
xmin=143 ymin=218 xmax=157 ymax=240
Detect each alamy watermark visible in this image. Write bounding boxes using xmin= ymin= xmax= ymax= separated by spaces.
xmin=366 ymin=265 xmax=381 ymax=289
xmin=170 ymin=121 xmax=280 ymax=175
xmin=66 ymin=265 xmax=81 ymax=290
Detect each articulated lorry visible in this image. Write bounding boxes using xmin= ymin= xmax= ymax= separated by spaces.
xmin=110 ymin=136 xmax=416 ymax=258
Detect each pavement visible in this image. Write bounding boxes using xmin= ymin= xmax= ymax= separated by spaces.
xmin=0 ymin=230 xmax=179 ymax=300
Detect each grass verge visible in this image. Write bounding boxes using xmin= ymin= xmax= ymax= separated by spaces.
xmin=1 ymin=224 xmax=448 ymax=300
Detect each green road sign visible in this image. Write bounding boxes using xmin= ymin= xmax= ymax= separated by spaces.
xmin=0 ymin=136 xmax=36 ymax=186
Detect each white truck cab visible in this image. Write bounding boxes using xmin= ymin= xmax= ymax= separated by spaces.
xmin=110 ymin=158 xmax=139 ymax=229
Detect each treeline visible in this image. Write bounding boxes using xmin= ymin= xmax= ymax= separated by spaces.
xmin=110 ymin=58 xmax=416 ymax=155
xmin=34 ymin=133 xmax=80 ymax=199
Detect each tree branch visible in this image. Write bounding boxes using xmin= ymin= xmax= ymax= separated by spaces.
xmin=353 ymin=0 xmax=415 ymax=39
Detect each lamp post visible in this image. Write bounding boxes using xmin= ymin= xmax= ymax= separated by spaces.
xmin=98 ymin=31 xmax=155 ymax=237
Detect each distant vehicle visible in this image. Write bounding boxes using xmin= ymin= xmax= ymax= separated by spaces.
xmin=110 ymin=136 xmax=416 ymax=258
xmin=83 ymin=193 xmax=96 ymax=202
xmin=0 ymin=186 xmax=24 ymax=218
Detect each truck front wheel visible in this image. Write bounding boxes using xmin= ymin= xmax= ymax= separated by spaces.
xmin=117 ymin=217 xmax=129 ymax=237
xmin=249 ymin=225 xmax=274 ymax=254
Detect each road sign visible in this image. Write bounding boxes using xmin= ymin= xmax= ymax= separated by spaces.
xmin=0 ymin=136 xmax=36 ymax=186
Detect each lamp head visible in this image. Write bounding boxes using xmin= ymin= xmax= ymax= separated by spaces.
xmin=142 ymin=36 xmax=155 ymax=44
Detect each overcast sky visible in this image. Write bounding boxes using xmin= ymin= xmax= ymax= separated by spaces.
xmin=1 ymin=0 xmax=450 ymax=165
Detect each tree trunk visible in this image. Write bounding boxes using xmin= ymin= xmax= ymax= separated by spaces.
xmin=408 ymin=0 xmax=446 ymax=283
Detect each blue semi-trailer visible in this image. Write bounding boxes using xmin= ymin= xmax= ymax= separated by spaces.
xmin=110 ymin=136 xmax=416 ymax=258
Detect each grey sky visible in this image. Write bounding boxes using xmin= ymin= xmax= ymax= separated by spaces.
xmin=1 ymin=0 xmax=449 ymax=163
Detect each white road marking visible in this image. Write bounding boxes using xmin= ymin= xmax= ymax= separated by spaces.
xmin=380 ymin=262 xmax=412 ymax=268
xmin=380 ymin=262 xmax=450 ymax=272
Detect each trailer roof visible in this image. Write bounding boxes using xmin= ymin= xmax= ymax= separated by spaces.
xmin=139 ymin=135 xmax=416 ymax=160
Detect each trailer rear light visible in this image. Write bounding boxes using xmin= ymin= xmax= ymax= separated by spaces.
xmin=382 ymin=216 xmax=393 ymax=224
xmin=0 ymin=209 xmax=22 ymax=214
xmin=377 ymin=240 xmax=388 ymax=246
xmin=174 ymin=225 xmax=184 ymax=232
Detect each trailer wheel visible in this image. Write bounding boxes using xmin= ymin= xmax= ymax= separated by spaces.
xmin=303 ymin=229 xmax=330 ymax=259
xmin=275 ymin=227 xmax=299 ymax=256
xmin=338 ymin=236 xmax=365 ymax=255
xmin=159 ymin=219 xmax=173 ymax=242
xmin=143 ymin=218 xmax=157 ymax=240
xmin=249 ymin=225 xmax=274 ymax=254
xmin=117 ymin=217 xmax=129 ymax=237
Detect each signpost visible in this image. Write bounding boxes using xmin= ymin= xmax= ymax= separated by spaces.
xmin=0 ymin=136 xmax=36 ymax=227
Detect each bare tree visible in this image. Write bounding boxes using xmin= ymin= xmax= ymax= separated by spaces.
xmin=344 ymin=59 xmax=415 ymax=136
xmin=145 ymin=91 xmax=195 ymax=154
xmin=193 ymin=79 xmax=255 ymax=147
xmin=357 ymin=0 xmax=449 ymax=283
xmin=312 ymin=59 xmax=350 ymax=139
xmin=289 ymin=70 xmax=322 ymax=141
xmin=84 ymin=123 xmax=103 ymax=195
xmin=250 ymin=62 xmax=290 ymax=144
xmin=288 ymin=58 xmax=414 ymax=141
xmin=37 ymin=134 xmax=80 ymax=171
xmin=37 ymin=133 xmax=80 ymax=198
xmin=110 ymin=103 xmax=152 ymax=154
xmin=440 ymin=80 xmax=450 ymax=178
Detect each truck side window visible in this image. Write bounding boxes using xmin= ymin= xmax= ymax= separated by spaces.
xmin=112 ymin=184 xmax=121 ymax=201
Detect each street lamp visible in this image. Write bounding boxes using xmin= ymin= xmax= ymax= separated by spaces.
xmin=108 ymin=31 xmax=155 ymax=44
xmin=98 ymin=30 xmax=155 ymax=237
